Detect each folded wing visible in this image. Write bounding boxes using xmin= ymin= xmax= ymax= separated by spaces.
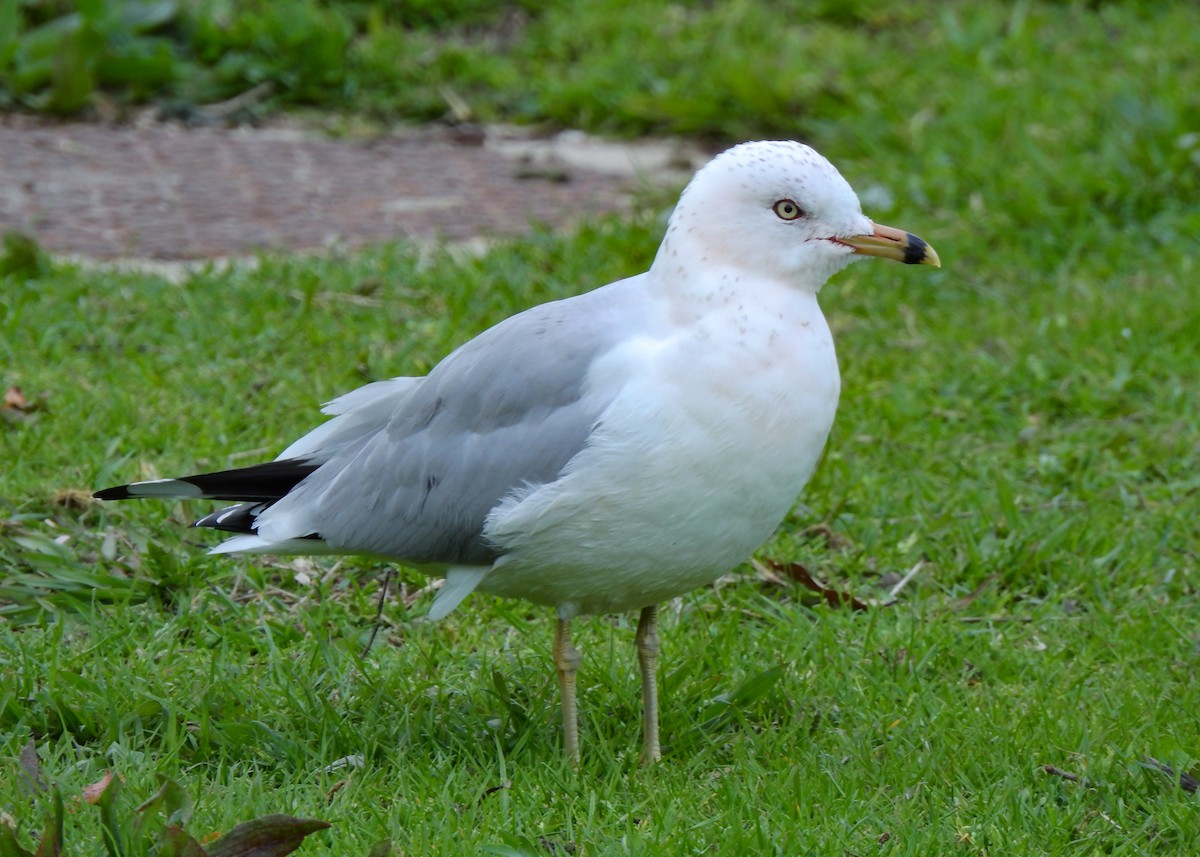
xmin=96 ymin=277 xmax=652 ymax=568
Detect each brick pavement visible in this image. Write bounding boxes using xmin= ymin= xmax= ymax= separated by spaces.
xmin=0 ymin=117 xmax=700 ymax=261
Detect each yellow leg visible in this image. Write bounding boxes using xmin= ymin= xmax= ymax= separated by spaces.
xmin=635 ymin=604 xmax=662 ymax=763
xmin=553 ymin=618 xmax=582 ymax=764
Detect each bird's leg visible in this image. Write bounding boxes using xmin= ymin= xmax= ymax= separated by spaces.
xmin=635 ymin=603 xmax=662 ymax=763
xmin=553 ymin=617 xmax=582 ymax=764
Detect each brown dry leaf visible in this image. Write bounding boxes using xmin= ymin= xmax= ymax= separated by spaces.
xmin=751 ymin=560 xmax=791 ymax=589
xmin=2 ymin=385 xmax=47 ymax=425
xmin=53 ymin=488 xmax=94 ymax=510
xmin=754 ymin=558 xmax=872 ymax=611
xmin=82 ymin=771 xmax=116 ymax=804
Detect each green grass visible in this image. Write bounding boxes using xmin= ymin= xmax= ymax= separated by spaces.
xmin=4 ymin=1 xmax=1198 ymax=162
xmin=3 ymin=1 xmax=1200 ymax=854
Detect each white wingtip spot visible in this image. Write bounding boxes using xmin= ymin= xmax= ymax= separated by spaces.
xmin=127 ymin=478 xmax=205 ymax=498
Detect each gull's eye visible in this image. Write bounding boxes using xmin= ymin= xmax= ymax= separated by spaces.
xmin=772 ymin=199 xmax=805 ymax=221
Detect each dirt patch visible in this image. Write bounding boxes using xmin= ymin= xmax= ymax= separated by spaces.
xmin=0 ymin=117 xmax=705 ymax=263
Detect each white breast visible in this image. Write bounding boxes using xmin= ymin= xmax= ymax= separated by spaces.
xmin=481 ymin=280 xmax=840 ymax=617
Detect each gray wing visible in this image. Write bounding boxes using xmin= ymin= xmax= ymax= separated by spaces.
xmin=254 ymin=275 xmax=652 ymax=565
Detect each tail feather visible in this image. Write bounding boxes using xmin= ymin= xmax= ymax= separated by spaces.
xmin=427 ymin=567 xmax=488 ymax=621
xmin=208 ymin=534 xmax=336 ymax=556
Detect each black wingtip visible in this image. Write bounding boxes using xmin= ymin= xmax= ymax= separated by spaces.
xmin=192 ymin=502 xmax=265 ymax=534
xmin=90 ymin=460 xmax=319 ymax=504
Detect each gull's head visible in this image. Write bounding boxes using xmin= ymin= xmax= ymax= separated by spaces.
xmin=657 ymin=140 xmax=939 ymax=292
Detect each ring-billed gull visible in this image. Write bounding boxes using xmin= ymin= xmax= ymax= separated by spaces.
xmin=96 ymin=140 xmax=940 ymax=762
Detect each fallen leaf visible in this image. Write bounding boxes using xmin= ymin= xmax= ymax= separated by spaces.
xmin=19 ymin=739 xmax=48 ymax=795
xmin=754 ymin=558 xmax=872 ymax=610
xmin=53 ymin=489 xmax=94 ymax=511
xmin=205 ymin=815 xmax=331 ymax=857
xmin=82 ymin=771 xmax=116 ymax=805
xmin=2 ymin=385 xmax=45 ymax=425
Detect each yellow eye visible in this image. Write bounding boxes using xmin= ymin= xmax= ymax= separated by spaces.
xmin=773 ymin=199 xmax=804 ymax=221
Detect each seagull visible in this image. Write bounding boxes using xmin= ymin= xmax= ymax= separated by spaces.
xmin=95 ymin=140 xmax=939 ymax=763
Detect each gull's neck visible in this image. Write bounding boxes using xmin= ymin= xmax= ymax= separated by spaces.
xmin=649 ymin=228 xmax=830 ymax=317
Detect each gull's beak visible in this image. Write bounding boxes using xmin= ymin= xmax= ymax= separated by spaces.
xmin=840 ymin=222 xmax=941 ymax=267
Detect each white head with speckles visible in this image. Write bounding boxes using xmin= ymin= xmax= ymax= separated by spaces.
xmin=654 ymin=140 xmax=939 ymax=293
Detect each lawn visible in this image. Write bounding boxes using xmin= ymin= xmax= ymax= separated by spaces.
xmin=2 ymin=1 xmax=1199 ymax=854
